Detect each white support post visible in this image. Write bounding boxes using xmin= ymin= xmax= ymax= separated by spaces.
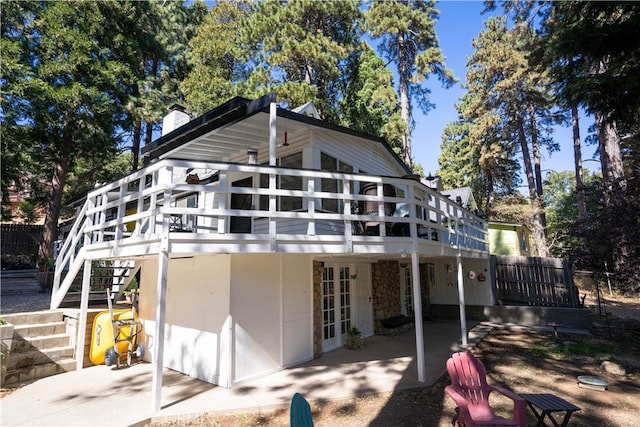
xmin=115 ymin=183 xmax=126 ymax=242
xmin=307 ymin=179 xmax=316 ymax=236
xmin=269 ymin=173 xmax=277 ymax=251
xmin=75 ymin=259 xmax=92 ymax=371
xmin=377 ymin=183 xmax=386 ymax=237
xmin=411 ymin=251 xmax=425 ymax=382
xmin=134 ymin=175 xmax=145 ymax=235
xmin=269 ymin=102 xmax=277 ymax=250
xmin=457 ymin=253 xmax=468 ymax=346
xmin=343 ymin=179 xmax=352 ymax=252
xmin=151 ymin=237 xmax=169 ymax=413
xmin=269 ymin=102 xmax=277 ymax=166
xmin=217 ymin=173 xmax=227 ymax=233
xmin=151 ymin=168 xmax=171 ymax=413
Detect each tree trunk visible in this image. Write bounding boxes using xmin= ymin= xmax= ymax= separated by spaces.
xmin=596 ymin=113 xmax=629 ymax=280
xmin=572 ymin=106 xmax=587 ymax=249
xmin=38 ymin=154 xmax=69 ymax=260
xmin=131 ymin=122 xmax=141 ymax=172
xmin=517 ymin=115 xmax=549 ymax=257
xmin=145 ymin=121 xmax=153 ymax=148
xmin=517 ymin=115 xmax=536 ymax=196
xmin=398 ymin=31 xmax=412 ymax=169
xmin=529 ymin=106 xmax=547 ymax=231
xmin=530 ymin=107 xmax=543 ymax=198
xmin=597 ymin=114 xmax=626 ymax=207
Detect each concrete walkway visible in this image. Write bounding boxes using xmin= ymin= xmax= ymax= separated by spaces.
xmin=0 ymin=319 xmax=493 ymax=426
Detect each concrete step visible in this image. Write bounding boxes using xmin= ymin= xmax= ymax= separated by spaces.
xmin=3 ymin=358 xmax=76 ymax=386
xmin=11 ymin=333 xmax=71 ymax=352
xmin=8 ymin=345 xmax=74 ymax=370
xmin=1 ymin=310 xmax=64 ymax=326
xmin=14 ymin=321 xmax=67 ymax=338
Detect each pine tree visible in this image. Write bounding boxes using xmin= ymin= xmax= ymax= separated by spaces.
xmin=366 ymin=0 xmax=454 ymax=168
xmin=460 ymin=17 xmax=559 ymax=256
xmin=523 ymin=0 xmax=640 ymax=292
xmin=243 ymin=0 xmax=361 ymax=122
xmin=2 ymin=1 xmax=146 ymax=259
xmin=181 ymin=1 xmax=250 ymax=116
xmin=340 ymin=42 xmax=403 ymax=151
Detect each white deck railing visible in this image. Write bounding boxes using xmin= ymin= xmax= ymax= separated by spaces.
xmin=52 ymin=159 xmax=488 ymax=304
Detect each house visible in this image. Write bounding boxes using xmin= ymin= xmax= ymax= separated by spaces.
xmin=488 ymin=221 xmax=531 ymax=256
xmin=431 ymin=185 xmax=530 ymax=256
xmin=50 ymin=93 xmax=491 ymax=411
xmin=440 ymin=187 xmax=479 ymax=214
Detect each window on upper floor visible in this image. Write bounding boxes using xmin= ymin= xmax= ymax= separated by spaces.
xmin=320 ymin=152 xmax=353 ymax=213
xmin=259 ymin=152 xmax=303 ymax=211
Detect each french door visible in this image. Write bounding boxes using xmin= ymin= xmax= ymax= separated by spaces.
xmin=322 ymin=265 xmax=352 ymax=352
xmin=322 ymin=263 xmax=373 ymax=351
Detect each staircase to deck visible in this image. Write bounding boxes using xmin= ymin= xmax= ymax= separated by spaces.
xmin=2 ymin=311 xmax=76 ymax=386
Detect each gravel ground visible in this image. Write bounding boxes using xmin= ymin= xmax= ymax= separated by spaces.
xmin=0 ymin=270 xmax=52 ymax=314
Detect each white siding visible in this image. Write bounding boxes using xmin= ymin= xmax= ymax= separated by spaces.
xmin=313 ymin=132 xmax=407 ymax=177
xmin=137 ymin=252 xmax=314 ymax=387
xmin=428 ymin=258 xmax=493 ymax=306
xmin=281 ymin=254 xmax=314 ymax=367
xmin=138 ymin=255 xmax=232 ymax=386
xmin=353 ymin=263 xmax=373 ymax=337
xmin=254 ymin=217 xmax=345 ymax=235
xmin=230 ymin=254 xmax=283 ymax=383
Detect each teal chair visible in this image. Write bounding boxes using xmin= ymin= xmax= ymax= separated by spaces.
xmin=290 ymin=392 xmax=314 ymax=427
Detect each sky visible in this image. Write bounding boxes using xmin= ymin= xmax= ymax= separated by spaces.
xmin=411 ymin=1 xmax=599 ymax=178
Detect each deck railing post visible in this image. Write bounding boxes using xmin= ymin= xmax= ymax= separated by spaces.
xmin=343 ymin=179 xmax=352 ymax=252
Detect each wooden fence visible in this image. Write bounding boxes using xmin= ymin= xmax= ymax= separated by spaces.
xmin=1 ymin=224 xmax=42 ymax=257
xmin=492 ymin=255 xmax=579 ymax=308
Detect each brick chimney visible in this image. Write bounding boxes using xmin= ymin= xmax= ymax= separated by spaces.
xmin=162 ymin=104 xmax=189 ymax=136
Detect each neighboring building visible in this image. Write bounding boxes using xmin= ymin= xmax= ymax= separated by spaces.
xmin=440 ymin=186 xmax=479 ymax=214
xmin=51 ymin=94 xmax=490 ymax=410
xmin=488 ymin=221 xmax=531 ymax=256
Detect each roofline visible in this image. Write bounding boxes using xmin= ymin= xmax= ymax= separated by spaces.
xmin=275 ymin=109 xmax=412 ymax=175
xmin=142 ymin=94 xmax=275 ymax=163
xmin=142 ymin=94 xmax=412 ymax=174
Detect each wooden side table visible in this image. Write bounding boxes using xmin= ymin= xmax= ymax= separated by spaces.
xmin=520 ymin=393 xmax=581 ymax=427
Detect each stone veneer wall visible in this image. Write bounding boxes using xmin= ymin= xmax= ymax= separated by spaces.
xmin=312 ymin=261 xmax=323 ymax=359
xmin=419 ymin=263 xmax=431 ymax=318
xmin=314 ymin=259 xmax=433 ymax=346
xmin=372 ymin=260 xmax=401 ymax=334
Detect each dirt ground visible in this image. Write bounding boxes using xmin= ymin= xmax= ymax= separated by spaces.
xmin=148 ymin=293 xmax=640 ymax=427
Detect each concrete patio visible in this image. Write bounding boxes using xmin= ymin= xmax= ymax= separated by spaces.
xmin=0 ymin=319 xmax=491 ymax=426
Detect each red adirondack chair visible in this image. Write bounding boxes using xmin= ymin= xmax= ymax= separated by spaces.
xmin=445 ymin=352 xmax=528 ymax=427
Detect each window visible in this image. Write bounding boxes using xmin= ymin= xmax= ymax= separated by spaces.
xmin=320 ymin=152 xmax=353 ymax=212
xmin=400 ymin=265 xmax=413 ymax=315
xmin=322 ymin=267 xmax=335 ymax=340
xmin=519 ymin=230 xmax=529 ymax=253
xmin=339 ymin=267 xmax=351 ymax=334
xmin=259 ymin=152 xmax=303 ymax=211
xmin=428 ymin=263 xmax=436 ymax=288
